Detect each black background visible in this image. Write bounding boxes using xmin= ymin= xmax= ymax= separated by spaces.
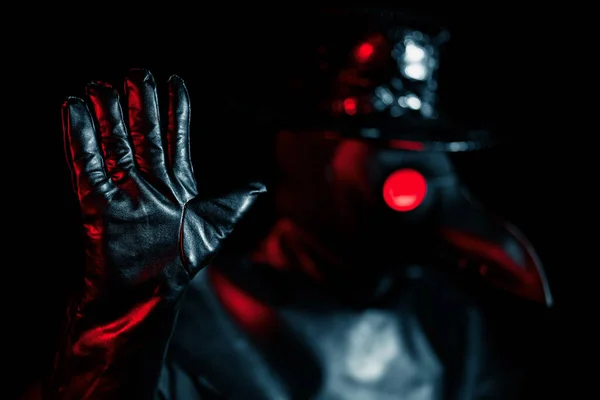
xmin=5 ymin=6 xmax=586 ymax=398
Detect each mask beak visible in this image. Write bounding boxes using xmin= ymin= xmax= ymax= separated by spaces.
xmin=439 ymin=197 xmax=553 ymax=307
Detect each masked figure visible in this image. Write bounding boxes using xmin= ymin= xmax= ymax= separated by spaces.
xmin=37 ymin=8 xmax=553 ymax=400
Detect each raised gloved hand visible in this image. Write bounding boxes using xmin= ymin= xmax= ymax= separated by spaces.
xmin=50 ymin=68 xmax=265 ymax=399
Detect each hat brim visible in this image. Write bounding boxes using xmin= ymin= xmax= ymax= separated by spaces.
xmin=330 ymin=115 xmax=497 ymax=152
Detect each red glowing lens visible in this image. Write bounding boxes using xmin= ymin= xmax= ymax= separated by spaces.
xmin=355 ymin=42 xmax=374 ymax=62
xmin=382 ymin=169 xmax=427 ymax=212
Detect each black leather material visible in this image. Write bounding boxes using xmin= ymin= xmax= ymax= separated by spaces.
xmin=157 ymin=220 xmax=549 ymax=399
xmin=40 ymin=66 xmax=552 ymax=400
xmin=50 ymin=69 xmax=265 ymax=400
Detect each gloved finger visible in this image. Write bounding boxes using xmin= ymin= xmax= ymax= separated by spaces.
xmin=167 ymin=75 xmax=197 ymax=198
xmin=125 ymin=69 xmax=170 ymax=187
xmin=62 ymin=96 xmax=115 ymax=198
xmin=86 ymin=81 xmax=135 ymax=182
xmin=182 ymin=182 xmax=266 ymax=276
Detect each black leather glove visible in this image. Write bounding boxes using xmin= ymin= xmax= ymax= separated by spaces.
xmin=50 ymin=68 xmax=265 ymax=399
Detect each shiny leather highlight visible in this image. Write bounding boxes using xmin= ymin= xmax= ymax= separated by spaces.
xmin=51 ymin=69 xmax=265 ymax=400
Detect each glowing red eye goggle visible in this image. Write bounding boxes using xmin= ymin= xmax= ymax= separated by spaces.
xmin=382 ymin=168 xmax=428 ymax=212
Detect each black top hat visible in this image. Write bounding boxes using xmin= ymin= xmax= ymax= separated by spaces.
xmin=263 ymin=8 xmax=496 ymax=151
xmin=220 ymin=7 xmax=496 ymax=151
